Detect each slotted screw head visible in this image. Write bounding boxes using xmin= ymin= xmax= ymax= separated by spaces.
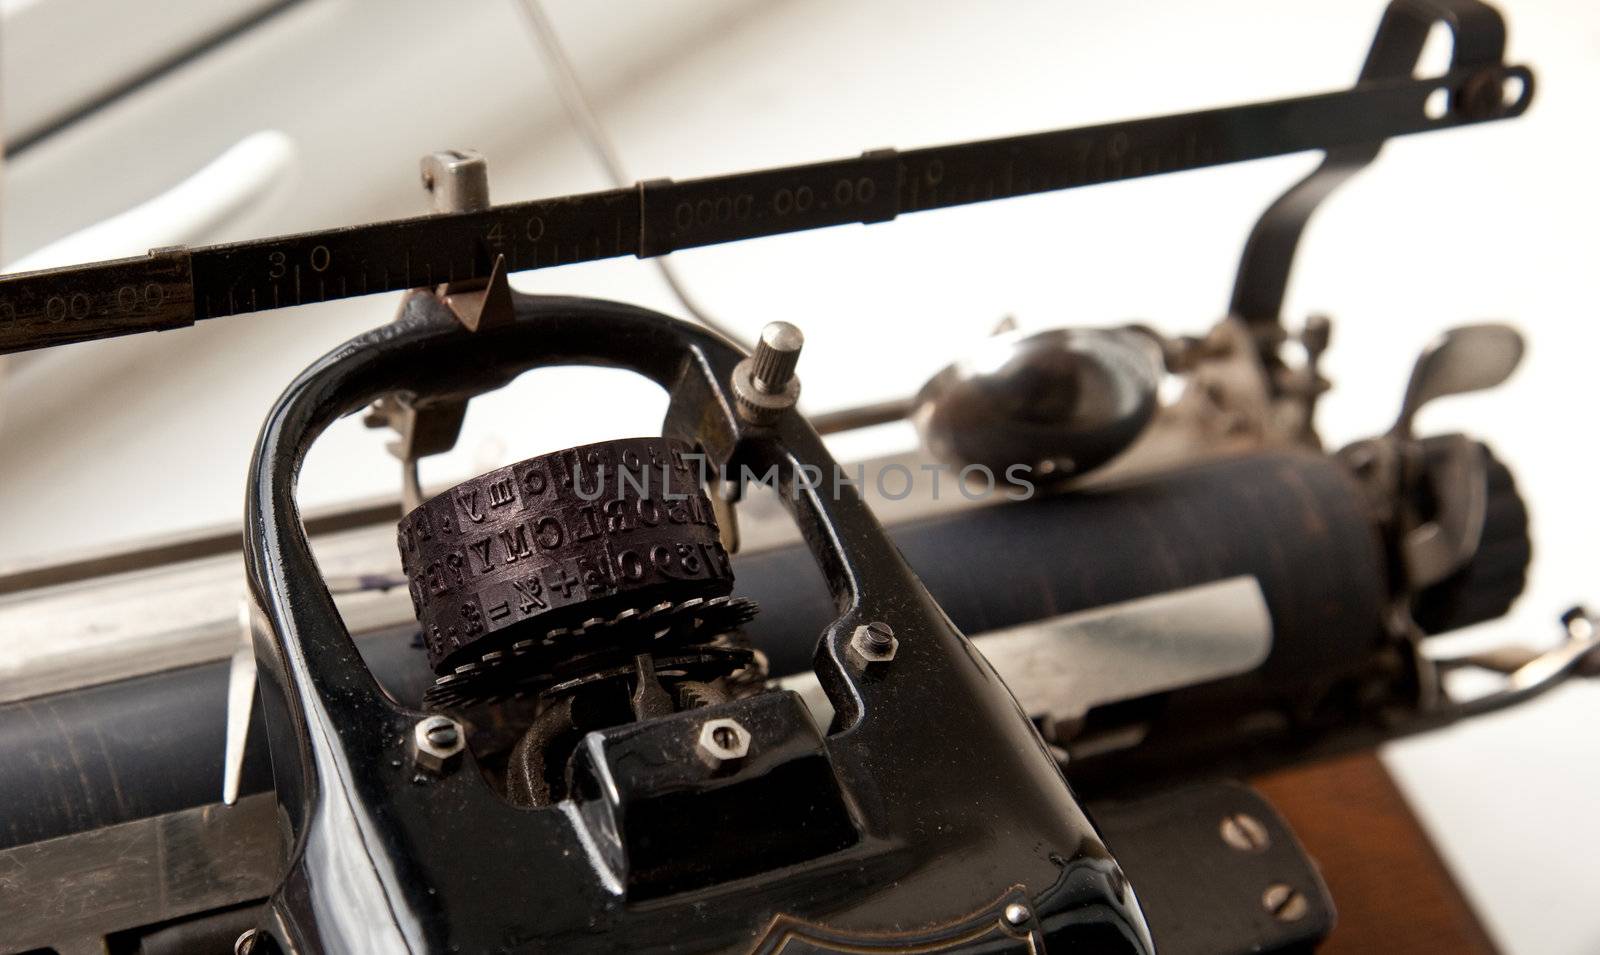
xmin=1219 ymin=812 xmax=1270 ymax=852
xmin=849 ymin=621 xmax=898 ymax=665
xmin=1262 ymin=883 xmax=1308 ymax=922
xmin=697 ymin=717 xmax=750 ymax=766
xmin=412 ymin=715 xmax=466 ymax=775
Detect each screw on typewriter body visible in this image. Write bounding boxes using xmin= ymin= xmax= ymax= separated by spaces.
xmin=848 ymin=621 xmax=898 ymax=668
xmin=1262 ymin=883 xmax=1308 ymax=922
xmin=412 ymin=715 xmax=466 ymax=776
xmin=1455 ymin=69 xmax=1511 ymax=121
xmin=1219 ymin=812 xmax=1271 ymax=852
xmin=732 ymin=322 xmax=803 ymax=424
xmin=1003 ymin=903 xmax=1031 ymax=928
xmin=697 ymin=717 xmax=750 ymax=768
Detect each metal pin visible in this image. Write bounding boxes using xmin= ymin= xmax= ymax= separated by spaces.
xmin=222 ymin=601 xmax=258 ymax=806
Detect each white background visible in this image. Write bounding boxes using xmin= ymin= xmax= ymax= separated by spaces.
xmin=1 ymin=1 xmax=1596 ymax=951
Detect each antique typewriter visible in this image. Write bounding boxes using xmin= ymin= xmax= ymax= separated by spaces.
xmin=0 ymin=1 xmax=1589 ymax=952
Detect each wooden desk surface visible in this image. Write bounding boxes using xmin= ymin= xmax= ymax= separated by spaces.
xmin=1253 ymin=750 xmax=1498 ymax=955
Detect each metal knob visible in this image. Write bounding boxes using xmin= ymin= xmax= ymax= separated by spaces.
xmin=751 ymin=322 xmax=803 ymax=393
xmin=912 ymin=326 xmax=1161 ymax=481
xmin=732 ymin=321 xmax=804 ymax=424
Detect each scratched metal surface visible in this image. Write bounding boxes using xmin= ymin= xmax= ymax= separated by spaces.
xmin=0 ymin=66 xmax=1529 ymax=354
xmin=0 ymin=3 xmax=1592 ymax=949
xmin=0 ymin=793 xmax=282 ymax=954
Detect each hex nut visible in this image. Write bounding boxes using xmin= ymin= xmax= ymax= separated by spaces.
xmin=412 ymin=715 xmax=466 ymax=775
xmin=849 ymin=621 xmax=898 ymax=665
xmin=697 ymin=717 xmax=750 ymax=766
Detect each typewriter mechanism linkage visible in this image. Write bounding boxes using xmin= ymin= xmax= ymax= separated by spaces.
xmin=0 ymin=1 xmax=1588 ymax=953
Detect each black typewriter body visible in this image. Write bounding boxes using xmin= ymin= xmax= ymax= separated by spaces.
xmin=0 ymin=2 xmax=1587 ymax=953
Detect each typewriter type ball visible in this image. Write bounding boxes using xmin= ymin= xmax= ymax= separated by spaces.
xmin=396 ymin=437 xmax=759 ymax=710
xmin=913 ymin=327 xmax=1161 ymax=480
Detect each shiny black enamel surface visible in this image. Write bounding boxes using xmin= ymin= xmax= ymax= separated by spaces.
xmin=243 ymin=291 xmax=1152 ymax=953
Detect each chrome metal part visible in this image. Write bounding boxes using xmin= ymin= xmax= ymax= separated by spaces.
xmin=912 ymin=326 xmax=1162 ymax=480
xmin=696 ymin=717 xmax=751 ymax=767
xmin=361 ymin=149 xmax=518 ymax=509
xmin=782 ymin=576 xmax=1272 ymax=730
xmin=848 ymin=621 xmax=898 ymax=667
xmin=1340 ymin=324 xmax=1524 ymax=597
xmin=1486 ymin=608 xmax=1599 ymax=693
xmin=223 ymin=601 xmax=257 ymax=806
xmin=1392 ymin=323 xmax=1524 ymax=439
xmin=1262 ymin=883 xmax=1309 ymax=922
xmin=420 ymin=149 xmax=491 ymax=215
xmin=0 ymin=794 xmax=283 ymax=955
xmin=361 ymin=394 xmax=467 ymax=511
xmin=814 ymin=313 xmax=1304 ymax=485
xmin=809 ymin=397 xmax=915 ymax=436
xmin=732 ymin=321 xmax=804 ymax=424
xmin=412 ymin=715 xmax=466 ymax=775
xmin=421 ymin=149 xmax=511 ymax=332
xmin=1274 ymin=314 xmax=1334 ymax=445
xmin=1402 ymin=433 xmax=1490 ymax=589
xmin=1431 ymin=608 xmax=1600 ymax=717
xmin=972 ymin=575 xmax=1272 ymax=725
xmin=1179 ymin=318 xmax=1281 ymax=446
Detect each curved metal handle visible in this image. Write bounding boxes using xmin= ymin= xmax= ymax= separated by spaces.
xmin=241 ymin=291 xmax=1135 ymax=952
xmin=1228 ymin=0 xmax=1515 ymax=374
xmin=245 ymin=292 xmax=945 ymax=729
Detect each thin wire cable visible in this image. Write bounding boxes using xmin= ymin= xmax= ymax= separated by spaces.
xmin=512 ymin=0 xmax=750 ymax=351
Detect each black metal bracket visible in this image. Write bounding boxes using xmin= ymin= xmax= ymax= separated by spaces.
xmin=0 ymin=0 xmax=1531 ymax=357
xmin=1089 ymin=781 xmax=1335 ymax=955
xmin=1230 ymin=0 xmax=1523 ymax=382
xmin=242 ymin=292 xmax=1151 ymax=952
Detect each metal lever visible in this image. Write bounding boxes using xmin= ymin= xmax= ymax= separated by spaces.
xmin=1433 ymin=608 xmax=1600 ymax=716
xmin=363 ymin=150 xmax=520 ymax=509
xmin=1230 ymin=0 xmax=1517 ymax=384
xmin=1388 ymin=325 xmax=1522 ymax=587
xmin=422 ymin=149 xmax=514 ymax=333
xmin=1392 ymin=323 xmax=1524 ymax=438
